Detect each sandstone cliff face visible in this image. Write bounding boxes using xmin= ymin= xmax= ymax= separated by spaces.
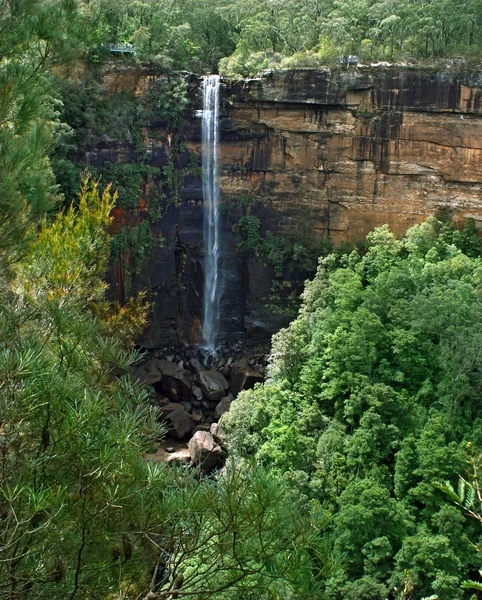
xmin=221 ymin=69 xmax=482 ymax=243
xmin=66 ymin=63 xmax=482 ymax=347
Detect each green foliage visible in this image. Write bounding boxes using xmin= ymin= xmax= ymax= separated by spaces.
xmin=86 ymin=0 xmax=237 ymax=72
xmin=140 ymin=460 xmax=331 ymax=600
xmin=57 ymin=0 xmax=482 ymax=76
xmin=151 ymin=77 xmax=189 ymax=127
xmin=219 ymin=47 xmax=282 ymax=79
xmin=111 ymin=220 xmax=164 ymax=297
xmin=18 ymin=176 xmax=114 ymax=303
xmin=111 ymin=221 xmax=157 ymax=273
xmin=215 ymin=0 xmax=482 ymax=76
xmin=90 ymin=162 xmax=160 ymax=208
xmin=223 ymin=216 xmax=482 ymax=598
xmin=0 ymin=0 xmax=84 ymax=273
xmin=58 ymin=80 xmax=147 ymax=154
xmin=0 ymin=177 xmax=159 ymax=599
xmin=234 ymin=213 xmax=334 ymax=316
xmin=440 ymin=452 xmax=482 ymax=594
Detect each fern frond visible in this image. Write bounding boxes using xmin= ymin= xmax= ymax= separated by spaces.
xmin=465 ymin=485 xmax=475 ymax=509
xmin=457 ymin=477 xmax=466 ymax=502
xmin=462 ymin=580 xmax=482 ymax=591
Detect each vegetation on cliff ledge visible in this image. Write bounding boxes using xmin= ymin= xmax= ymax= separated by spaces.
xmin=84 ymin=0 xmax=482 ymax=75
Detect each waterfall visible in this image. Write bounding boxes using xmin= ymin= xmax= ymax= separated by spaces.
xmin=201 ymin=75 xmax=221 ymax=353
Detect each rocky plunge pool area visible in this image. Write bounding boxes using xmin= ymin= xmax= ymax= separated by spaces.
xmin=135 ymin=343 xmax=269 ymax=471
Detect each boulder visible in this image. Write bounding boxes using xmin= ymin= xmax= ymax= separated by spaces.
xmin=230 ymin=359 xmax=264 ymax=396
xmin=180 ymin=401 xmax=192 ymax=413
xmin=166 ymin=448 xmax=191 ymax=466
xmin=158 ymin=360 xmax=192 ymax=402
xmin=210 ymin=422 xmax=225 ymax=441
xmin=190 ymin=358 xmax=203 ymax=373
xmin=133 ymin=358 xmax=162 ymax=386
xmin=191 ymin=408 xmax=204 ymax=423
xmin=159 ymin=402 xmax=184 ymax=417
xmin=165 ymin=408 xmax=195 ymax=440
xmin=214 ymin=397 xmax=232 ymax=420
xmin=151 ymin=395 xmax=170 ymax=408
xmin=198 ymin=370 xmax=228 ymax=401
xmin=192 ymin=386 xmax=203 ymax=401
xmin=193 ymin=423 xmax=211 ymax=434
xmin=188 ymin=431 xmax=222 ymax=470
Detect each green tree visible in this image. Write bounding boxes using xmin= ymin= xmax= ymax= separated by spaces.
xmin=223 ymin=216 xmax=482 ymax=597
xmin=0 ymin=0 xmax=84 ymax=273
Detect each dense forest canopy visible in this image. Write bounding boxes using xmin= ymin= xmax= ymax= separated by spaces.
xmin=222 ymin=217 xmax=482 ymax=599
xmin=2 ymin=0 xmax=482 ymax=599
xmin=84 ymin=0 xmax=482 ymax=74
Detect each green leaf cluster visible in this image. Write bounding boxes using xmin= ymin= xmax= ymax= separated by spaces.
xmin=0 ymin=0 xmax=85 ymax=273
xmin=222 ymin=216 xmax=482 ymax=598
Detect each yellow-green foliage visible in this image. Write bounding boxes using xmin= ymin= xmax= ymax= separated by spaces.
xmin=17 ymin=176 xmax=115 ymax=304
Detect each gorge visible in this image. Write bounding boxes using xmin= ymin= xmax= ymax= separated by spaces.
xmin=7 ymin=2 xmax=482 ymax=598
xmin=57 ymin=63 xmax=482 ymax=351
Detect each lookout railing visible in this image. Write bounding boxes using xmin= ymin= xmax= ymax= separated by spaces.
xmin=101 ymin=43 xmax=135 ymax=54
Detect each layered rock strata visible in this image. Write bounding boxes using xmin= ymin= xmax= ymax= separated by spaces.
xmin=221 ymin=68 xmax=482 ymax=242
xmin=67 ymin=63 xmax=482 ymax=346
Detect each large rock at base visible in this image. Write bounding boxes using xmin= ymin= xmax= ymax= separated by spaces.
xmin=230 ymin=359 xmax=264 ymax=396
xmin=193 ymin=423 xmax=211 ymax=434
xmin=214 ymin=397 xmax=232 ymax=420
xmin=198 ymin=370 xmax=228 ymax=402
xmin=188 ymin=431 xmax=222 ymax=470
xmin=159 ymin=402 xmax=184 ymax=414
xmin=165 ymin=408 xmax=195 ymax=440
xmin=133 ymin=358 xmax=162 ymax=386
xmin=210 ymin=422 xmax=225 ymax=442
xmin=158 ymin=360 xmax=192 ymax=402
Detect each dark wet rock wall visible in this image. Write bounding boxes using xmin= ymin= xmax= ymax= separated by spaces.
xmin=64 ymin=63 xmax=482 ymax=347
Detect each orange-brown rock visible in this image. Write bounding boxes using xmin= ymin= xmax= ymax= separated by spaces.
xmin=67 ymin=63 xmax=482 ymax=346
xmin=220 ymin=68 xmax=482 ymax=243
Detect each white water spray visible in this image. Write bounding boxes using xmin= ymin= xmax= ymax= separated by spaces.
xmin=201 ymin=75 xmax=221 ymax=353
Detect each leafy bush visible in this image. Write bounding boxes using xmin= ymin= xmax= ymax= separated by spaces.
xmin=219 ymin=46 xmax=282 ymax=78
xmin=280 ymin=50 xmax=334 ymax=69
xmin=233 ymin=213 xmax=335 ymax=315
xmin=223 ymin=216 xmax=482 ymax=598
xmin=150 ymin=77 xmax=189 ymax=127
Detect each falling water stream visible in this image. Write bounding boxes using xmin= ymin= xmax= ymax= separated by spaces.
xmin=201 ymin=75 xmax=221 ymax=353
